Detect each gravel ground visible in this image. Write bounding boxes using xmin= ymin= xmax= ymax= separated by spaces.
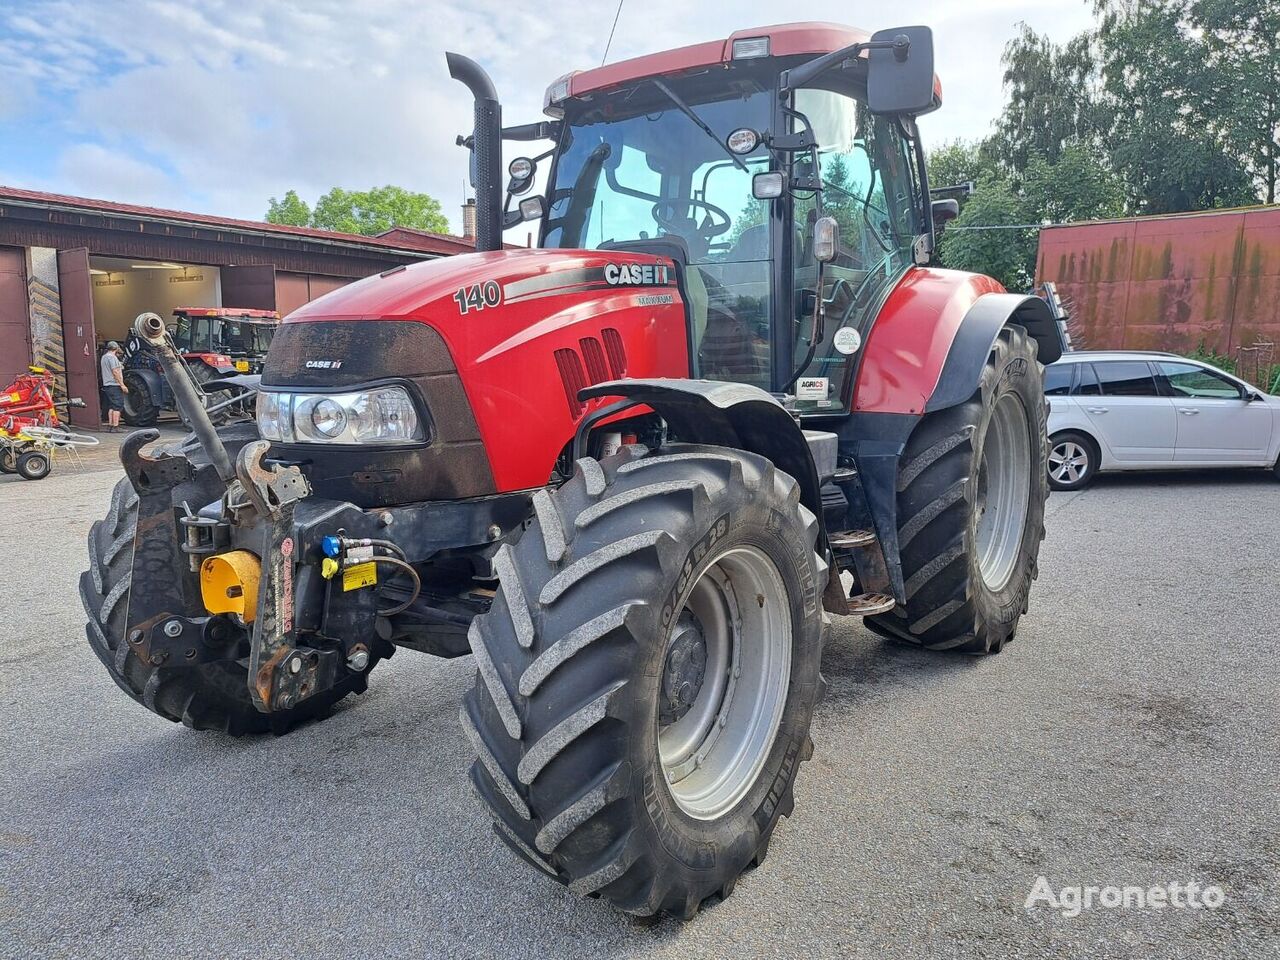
xmin=1 ymin=463 xmax=1276 ymax=959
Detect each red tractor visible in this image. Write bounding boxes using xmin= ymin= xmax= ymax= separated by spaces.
xmin=82 ymin=23 xmax=1057 ymax=920
xmin=121 ymin=307 xmax=277 ymax=426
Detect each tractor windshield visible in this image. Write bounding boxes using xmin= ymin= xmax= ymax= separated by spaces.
xmin=544 ymin=65 xmax=922 ymax=407
xmin=215 ymin=320 xmax=275 ymax=356
xmin=545 ymin=71 xmax=776 ymax=389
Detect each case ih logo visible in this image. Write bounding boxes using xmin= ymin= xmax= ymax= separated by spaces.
xmin=604 ymin=263 xmax=669 ymax=286
xmin=304 ymin=360 xmax=343 ymax=370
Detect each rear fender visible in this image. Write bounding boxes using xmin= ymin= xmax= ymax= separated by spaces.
xmin=126 ymin=367 xmax=166 ymax=402
xmin=577 ymin=379 xmax=827 ymax=543
xmin=927 ymin=293 xmax=1061 ymax=413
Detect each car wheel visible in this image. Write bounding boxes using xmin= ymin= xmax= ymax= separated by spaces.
xmin=1048 ymin=431 xmax=1098 ymax=491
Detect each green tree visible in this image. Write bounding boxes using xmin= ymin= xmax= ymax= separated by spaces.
xmin=928 ymin=140 xmax=1000 ymax=195
xmin=938 ymin=178 xmax=1036 ymax=291
xmin=1021 ymin=144 xmax=1127 ymax=224
xmin=1093 ymin=0 xmax=1256 ymax=212
xmin=310 ymin=185 xmax=449 ymax=235
xmin=265 ymin=189 xmax=311 ymax=226
xmin=990 ymin=23 xmax=1102 ymax=173
xmin=1191 ymin=0 xmax=1280 ymax=203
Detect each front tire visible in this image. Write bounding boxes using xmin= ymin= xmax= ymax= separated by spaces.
xmin=1048 ymin=431 xmax=1098 ymax=491
xmin=81 ymin=474 xmax=378 ymax=735
xmin=867 ymin=324 xmax=1047 ymax=655
xmin=462 ymin=443 xmax=827 ymax=919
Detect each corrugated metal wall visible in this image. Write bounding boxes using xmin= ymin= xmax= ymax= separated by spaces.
xmin=1036 ymin=207 xmax=1280 ymax=355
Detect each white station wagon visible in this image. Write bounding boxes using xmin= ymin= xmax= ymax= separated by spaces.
xmin=1044 ymin=351 xmax=1280 ymax=490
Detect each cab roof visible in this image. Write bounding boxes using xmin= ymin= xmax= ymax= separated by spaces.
xmin=174 ymin=307 xmax=279 ymax=321
xmin=564 ymin=22 xmax=942 ymax=104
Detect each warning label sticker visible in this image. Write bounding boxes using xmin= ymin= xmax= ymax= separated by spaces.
xmin=342 ymin=561 xmax=378 ymax=592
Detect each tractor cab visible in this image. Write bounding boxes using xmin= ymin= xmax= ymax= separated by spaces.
xmin=466 ymin=23 xmax=942 ymax=412
xmin=171 ymin=307 xmax=280 ymax=374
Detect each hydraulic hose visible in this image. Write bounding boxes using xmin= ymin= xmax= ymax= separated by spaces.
xmin=372 ymin=555 xmax=422 ymax=617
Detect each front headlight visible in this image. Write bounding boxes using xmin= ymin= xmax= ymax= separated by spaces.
xmin=256 ymin=385 xmax=426 ymax=445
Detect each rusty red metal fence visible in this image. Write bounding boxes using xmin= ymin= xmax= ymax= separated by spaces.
xmin=1036 ymin=207 xmax=1280 ymax=382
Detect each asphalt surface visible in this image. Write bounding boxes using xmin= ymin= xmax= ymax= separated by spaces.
xmin=2 ymin=459 xmax=1277 ymax=959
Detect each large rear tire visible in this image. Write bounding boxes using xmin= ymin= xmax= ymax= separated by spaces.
xmin=867 ymin=324 xmax=1047 ymax=654
xmin=81 ymin=472 xmax=378 ymax=736
xmin=462 ymin=443 xmax=827 ymax=919
xmin=120 ymin=371 xmax=158 ymax=427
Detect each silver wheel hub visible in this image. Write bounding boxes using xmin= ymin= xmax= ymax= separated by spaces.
xmin=975 ymin=391 xmax=1032 ymax=591
xmin=657 ymin=545 xmax=792 ymax=821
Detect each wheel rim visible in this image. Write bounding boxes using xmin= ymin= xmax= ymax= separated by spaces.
xmin=975 ymin=392 xmax=1032 ymax=591
xmin=1049 ymin=440 xmax=1089 ymax=486
xmin=657 ymin=544 xmax=791 ymax=821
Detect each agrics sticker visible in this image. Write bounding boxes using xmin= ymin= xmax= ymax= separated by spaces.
xmin=795 ymin=377 xmax=829 ymax=401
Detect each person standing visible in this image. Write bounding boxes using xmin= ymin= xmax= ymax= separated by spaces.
xmin=99 ymin=341 xmax=128 ymax=433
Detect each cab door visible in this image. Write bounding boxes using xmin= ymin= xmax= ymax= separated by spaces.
xmin=1154 ymin=360 xmax=1273 ymax=463
xmin=1079 ymin=360 xmax=1176 ymax=463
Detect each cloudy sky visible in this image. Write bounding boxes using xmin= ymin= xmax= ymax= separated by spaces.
xmin=0 ymin=1 xmax=1094 ymax=235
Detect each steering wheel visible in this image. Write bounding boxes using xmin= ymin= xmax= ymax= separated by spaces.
xmin=651 ymin=197 xmax=733 ymax=242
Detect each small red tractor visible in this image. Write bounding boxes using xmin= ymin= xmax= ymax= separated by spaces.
xmin=82 ymin=23 xmax=1058 ymax=919
xmin=121 ymin=307 xmax=277 ymax=426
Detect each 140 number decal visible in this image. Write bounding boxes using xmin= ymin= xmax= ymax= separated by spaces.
xmin=453 ymin=281 xmax=502 ymax=314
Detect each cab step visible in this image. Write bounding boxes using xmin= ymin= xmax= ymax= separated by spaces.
xmin=829 ymin=528 xmax=877 ymax=550
xmin=847 ymin=592 xmax=897 ymax=615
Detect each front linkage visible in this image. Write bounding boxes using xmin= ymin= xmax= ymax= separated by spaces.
xmin=110 ymin=313 xmax=529 ymax=724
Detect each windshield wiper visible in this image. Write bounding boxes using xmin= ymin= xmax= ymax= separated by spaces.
xmin=650 ymin=78 xmax=748 ymax=172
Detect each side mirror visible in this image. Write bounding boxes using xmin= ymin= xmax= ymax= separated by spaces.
xmin=867 ymin=25 xmax=936 ymax=115
xmin=932 ymin=197 xmax=959 ymax=229
xmin=814 ymin=216 xmax=839 ymax=263
xmin=752 ymin=171 xmax=784 ymax=199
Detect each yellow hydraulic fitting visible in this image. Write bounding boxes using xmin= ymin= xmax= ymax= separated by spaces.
xmin=321 ymin=557 xmax=340 ymax=580
xmin=200 ymin=550 xmax=262 ymax=623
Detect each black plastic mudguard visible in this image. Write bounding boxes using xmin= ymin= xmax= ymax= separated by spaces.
xmin=928 ymin=292 xmax=1061 ymax=413
xmin=577 ymin=379 xmax=827 ymax=542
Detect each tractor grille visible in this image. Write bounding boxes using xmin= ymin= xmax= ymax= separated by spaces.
xmin=601 ymin=327 xmax=627 ymax=378
xmin=554 ymin=329 xmax=628 ymax=417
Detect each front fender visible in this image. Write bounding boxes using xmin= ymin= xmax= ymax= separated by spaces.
xmin=927 ymin=293 xmax=1062 ymax=413
xmin=578 ymin=379 xmax=827 ymax=539
xmin=853 ymin=268 xmax=1062 ymax=416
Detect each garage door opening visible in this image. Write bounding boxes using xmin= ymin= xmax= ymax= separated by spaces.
xmin=89 ymin=256 xmax=222 ymax=344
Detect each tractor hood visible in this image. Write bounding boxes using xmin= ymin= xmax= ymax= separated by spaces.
xmin=285 ymin=247 xmax=678 ymax=328
xmin=264 ymin=246 xmax=691 ymax=495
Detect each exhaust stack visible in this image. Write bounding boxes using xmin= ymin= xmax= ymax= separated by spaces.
xmin=446 ymin=52 xmax=503 ymax=253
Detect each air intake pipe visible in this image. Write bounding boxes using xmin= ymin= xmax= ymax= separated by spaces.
xmin=446 ymin=52 xmax=503 ymax=252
